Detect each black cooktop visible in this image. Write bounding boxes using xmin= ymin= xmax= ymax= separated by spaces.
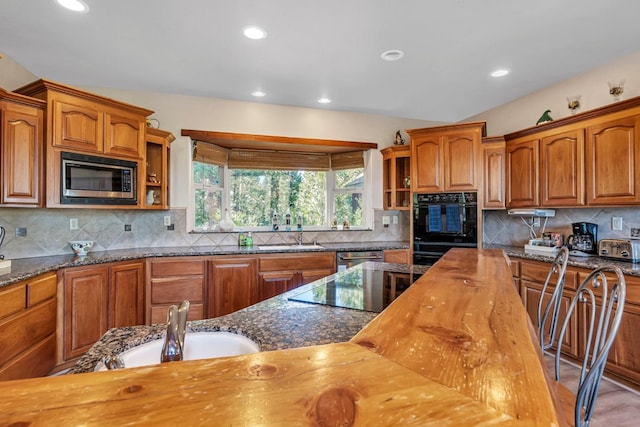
xmin=288 ymin=267 xmax=420 ymax=313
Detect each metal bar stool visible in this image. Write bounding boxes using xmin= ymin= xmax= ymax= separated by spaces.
xmin=537 ymin=246 xmax=570 ymax=352
xmin=554 ymin=265 xmax=626 ymax=427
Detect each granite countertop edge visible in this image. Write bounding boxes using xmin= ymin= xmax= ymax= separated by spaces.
xmin=484 ymin=243 xmax=640 ymax=277
xmin=0 ymin=241 xmax=409 ymax=288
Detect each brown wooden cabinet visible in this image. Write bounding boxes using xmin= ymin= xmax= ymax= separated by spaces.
xmin=258 ymin=252 xmax=336 ymax=302
xmin=482 ymin=136 xmax=505 ymax=209
xmin=383 ymin=249 xmax=410 ymax=264
xmin=61 ymin=261 xmax=144 ymax=362
xmin=381 ymin=145 xmax=411 ymax=210
xmin=505 ymin=138 xmax=539 ymax=208
xmin=540 ymin=129 xmax=585 ymax=207
xmin=586 ymin=115 xmax=640 ymax=205
xmin=15 ymin=79 xmax=154 ymax=208
xmin=510 ymin=257 xmax=640 ymax=389
xmin=505 ymin=99 xmax=640 ymax=208
xmin=0 ymin=88 xmax=45 ymax=207
xmin=147 ymin=257 xmax=206 ymax=324
xmin=0 ymin=272 xmax=56 ymax=381
xmin=143 ymin=127 xmax=174 ymax=209
xmin=408 ymin=122 xmax=485 ymax=193
xmin=208 ymin=256 xmax=258 ymax=318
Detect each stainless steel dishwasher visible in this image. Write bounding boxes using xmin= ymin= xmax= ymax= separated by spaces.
xmin=336 ymin=250 xmax=384 ymax=271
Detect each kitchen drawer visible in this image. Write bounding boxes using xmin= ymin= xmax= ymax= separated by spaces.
xmin=0 ymin=284 xmax=26 ymax=319
xmin=258 ymin=253 xmax=336 ymax=271
xmin=520 ymin=260 xmax=577 ymax=290
xmin=150 ymin=303 xmax=204 ymax=324
xmin=0 ymin=334 xmax=56 ymax=381
xmin=27 ymin=273 xmax=57 ymax=307
xmin=150 ymin=277 xmax=205 ymax=304
xmin=577 ymin=269 xmax=640 ymax=305
xmin=0 ymin=298 xmax=56 ymax=367
xmin=149 ymin=258 xmax=205 ymax=277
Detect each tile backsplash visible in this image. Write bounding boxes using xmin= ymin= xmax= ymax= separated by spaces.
xmin=0 ymin=208 xmax=409 ymax=259
xmin=483 ymin=207 xmax=640 ymax=247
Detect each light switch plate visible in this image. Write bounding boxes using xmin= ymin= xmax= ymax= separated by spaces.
xmin=69 ymin=218 xmax=78 ymax=230
xmin=163 ymin=216 xmax=171 ymax=226
xmin=612 ymin=216 xmax=623 ymax=231
xmin=382 ymin=216 xmax=390 ymax=225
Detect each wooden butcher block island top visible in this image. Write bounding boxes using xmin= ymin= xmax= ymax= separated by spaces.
xmin=0 ymin=249 xmax=565 ymax=426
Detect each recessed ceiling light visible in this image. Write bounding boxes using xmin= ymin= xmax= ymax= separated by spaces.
xmin=251 ymin=90 xmax=266 ymax=97
xmin=243 ymin=26 xmax=267 ymax=40
xmin=317 ymin=97 xmax=331 ymax=104
xmin=380 ymin=50 xmax=405 ymax=62
xmin=54 ymin=0 xmax=89 ymax=12
xmin=490 ymin=69 xmax=510 ymax=78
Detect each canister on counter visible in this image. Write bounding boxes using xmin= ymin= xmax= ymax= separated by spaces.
xmin=550 ymin=232 xmax=563 ymax=247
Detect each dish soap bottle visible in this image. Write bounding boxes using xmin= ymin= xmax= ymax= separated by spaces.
xmin=245 ymin=232 xmax=253 ymax=247
xmin=285 ymin=207 xmax=292 ymax=232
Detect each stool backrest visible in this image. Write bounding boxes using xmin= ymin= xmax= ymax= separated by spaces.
xmin=554 ymin=265 xmax=626 ymax=427
xmin=538 ymin=247 xmax=570 ymax=351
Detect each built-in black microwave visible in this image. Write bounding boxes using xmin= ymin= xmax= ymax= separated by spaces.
xmin=61 ymin=152 xmax=137 ymax=205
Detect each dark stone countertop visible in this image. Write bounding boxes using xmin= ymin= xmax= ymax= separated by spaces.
xmin=485 ymin=243 xmax=640 ymax=277
xmin=0 ymin=241 xmax=409 ymax=289
xmin=70 ymin=261 xmax=430 ymax=374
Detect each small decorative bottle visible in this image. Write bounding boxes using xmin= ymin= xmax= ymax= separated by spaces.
xmin=296 ymin=213 xmax=303 ymax=231
xmin=285 ymin=208 xmax=292 ymax=232
xmin=272 ymin=211 xmax=279 ymax=231
xmin=331 ymin=214 xmax=338 ymax=230
xmin=343 ymin=218 xmax=350 ymax=230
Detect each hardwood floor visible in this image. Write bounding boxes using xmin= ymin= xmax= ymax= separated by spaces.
xmin=545 ymin=355 xmax=640 ymax=426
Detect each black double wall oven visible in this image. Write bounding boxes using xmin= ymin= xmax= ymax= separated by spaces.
xmin=412 ymin=192 xmax=478 ymax=266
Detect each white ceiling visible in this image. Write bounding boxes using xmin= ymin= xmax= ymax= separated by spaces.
xmin=1 ymin=0 xmax=640 ymax=122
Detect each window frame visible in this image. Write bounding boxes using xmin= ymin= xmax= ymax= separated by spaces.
xmin=189 ymin=157 xmax=370 ymax=232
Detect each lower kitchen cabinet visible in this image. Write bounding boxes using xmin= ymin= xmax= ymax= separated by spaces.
xmin=258 ymin=252 xmax=336 ymax=302
xmin=147 ymin=257 xmax=206 ymax=324
xmin=208 ymin=256 xmax=258 ymax=318
xmin=511 ymin=256 xmax=640 ymax=389
xmin=0 ymin=272 xmax=57 ymax=381
xmin=61 ymin=261 xmax=144 ymax=362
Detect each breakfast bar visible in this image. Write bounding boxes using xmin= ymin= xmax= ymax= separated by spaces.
xmin=0 ymin=249 xmax=565 ymax=426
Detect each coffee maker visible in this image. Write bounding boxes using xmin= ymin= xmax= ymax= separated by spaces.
xmin=566 ymin=222 xmax=598 ymax=255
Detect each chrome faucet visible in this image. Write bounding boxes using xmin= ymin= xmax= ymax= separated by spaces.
xmin=161 ymin=300 xmax=190 ymax=363
xmin=288 ymin=231 xmax=303 ymax=245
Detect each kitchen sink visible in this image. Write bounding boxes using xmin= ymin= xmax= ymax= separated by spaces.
xmin=258 ymin=244 xmax=324 ymax=250
xmin=95 ymin=331 xmax=260 ymax=371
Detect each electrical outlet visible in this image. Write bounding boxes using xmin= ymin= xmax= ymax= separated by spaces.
xmin=15 ymin=227 xmax=27 ymax=236
xmin=69 ymin=218 xmax=78 ymax=230
xmin=612 ymin=216 xmax=623 ymax=231
xmin=163 ymin=216 xmax=171 ymax=226
xmin=124 ymin=224 xmax=132 ymax=232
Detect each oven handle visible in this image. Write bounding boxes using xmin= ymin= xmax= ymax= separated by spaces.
xmin=339 ymin=255 xmax=382 ymax=261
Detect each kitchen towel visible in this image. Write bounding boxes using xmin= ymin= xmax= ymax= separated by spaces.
xmin=446 ymin=204 xmax=461 ymax=232
xmin=428 ymin=205 xmax=442 ymax=232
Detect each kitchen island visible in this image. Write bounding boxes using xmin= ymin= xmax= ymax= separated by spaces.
xmin=0 ymin=249 xmax=565 ymax=426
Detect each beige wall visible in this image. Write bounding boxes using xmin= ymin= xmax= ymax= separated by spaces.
xmin=0 ymin=53 xmax=37 ymax=90
xmin=465 ymin=50 xmax=640 ymax=136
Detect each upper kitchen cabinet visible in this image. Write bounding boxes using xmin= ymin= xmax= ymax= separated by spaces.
xmin=381 ymin=145 xmax=411 ymax=210
xmin=586 ymin=115 xmax=640 ymax=205
xmin=16 ymin=79 xmax=152 ymax=160
xmin=481 ymin=136 xmax=506 ymax=209
xmin=0 ymin=88 xmax=45 ymax=207
xmin=505 ymin=137 xmax=539 ymax=208
xmin=143 ymin=128 xmax=174 ymax=209
xmin=408 ymin=122 xmax=485 ymax=193
xmin=15 ymin=79 xmax=154 ymax=208
xmin=505 ymin=97 xmax=640 ymax=208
